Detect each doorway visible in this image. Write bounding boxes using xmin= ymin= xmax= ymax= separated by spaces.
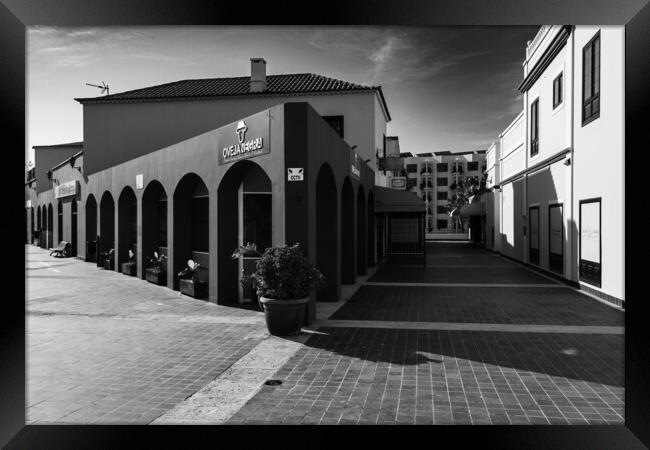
xmin=71 ymin=199 xmax=78 ymax=256
xmin=529 ymin=206 xmax=540 ymax=265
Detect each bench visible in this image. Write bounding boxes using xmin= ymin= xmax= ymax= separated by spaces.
xmin=50 ymin=241 xmax=72 ymax=258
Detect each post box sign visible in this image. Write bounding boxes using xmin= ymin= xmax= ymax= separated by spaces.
xmin=217 ymin=112 xmax=270 ymax=165
xmin=350 ymin=150 xmax=361 ymax=179
xmin=390 ymin=177 xmax=406 ymax=189
xmin=54 ymin=180 xmax=79 ymax=199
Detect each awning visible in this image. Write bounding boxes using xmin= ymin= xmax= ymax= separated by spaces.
xmin=459 ymin=201 xmax=485 ymax=217
xmin=374 ymin=186 xmax=425 ymax=213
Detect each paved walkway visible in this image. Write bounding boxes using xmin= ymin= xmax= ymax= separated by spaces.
xmin=227 ymin=242 xmax=624 ymax=425
xmin=26 ymin=242 xmax=624 ymax=425
xmin=26 ymin=245 xmax=269 ymax=424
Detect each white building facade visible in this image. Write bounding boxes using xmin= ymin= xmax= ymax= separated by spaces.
xmin=489 ymin=25 xmax=624 ymax=308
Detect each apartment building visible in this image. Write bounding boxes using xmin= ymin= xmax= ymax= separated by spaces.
xmin=380 ymin=150 xmax=487 ymax=233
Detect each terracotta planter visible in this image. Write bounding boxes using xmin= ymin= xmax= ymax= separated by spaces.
xmin=145 ymin=268 xmax=166 ymax=285
xmin=121 ymin=262 xmax=136 ymax=276
xmin=259 ymin=296 xmax=309 ymax=336
xmin=180 ymin=278 xmax=208 ymax=299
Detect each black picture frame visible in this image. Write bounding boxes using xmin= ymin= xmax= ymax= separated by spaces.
xmin=5 ymin=0 xmax=649 ymax=448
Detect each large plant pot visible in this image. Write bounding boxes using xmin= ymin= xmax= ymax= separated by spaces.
xmin=259 ymin=296 xmax=309 ymax=336
xmin=145 ymin=268 xmax=166 ymax=285
xmin=103 ymin=259 xmax=114 ymax=270
xmin=180 ymin=279 xmax=208 ymax=299
xmin=121 ymin=262 xmax=136 ymax=276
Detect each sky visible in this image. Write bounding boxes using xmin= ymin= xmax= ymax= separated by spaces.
xmin=26 ymin=26 xmax=538 ymax=167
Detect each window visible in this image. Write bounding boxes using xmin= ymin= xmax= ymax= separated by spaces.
xmin=437 ymin=219 xmax=448 ymax=229
xmin=582 ymin=32 xmax=600 ymax=125
xmin=436 ymin=177 xmax=448 ymax=186
xmin=467 ymin=161 xmax=479 ymax=171
xmin=437 ymin=191 xmax=448 ymax=200
xmin=436 ymin=163 xmax=448 ymax=172
xmin=530 ymin=98 xmax=539 ymax=156
xmin=323 ymin=116 xmax=344 ymax=138
xmin=436 ymin=205 xmax=446 ymax=214
xmin=406 ymin=164 xmax=418 ymax=173
xmin=553 ymin=72 xmax=563 ymax=108
xmin=579 ymin=198 xmax=601 ymax=287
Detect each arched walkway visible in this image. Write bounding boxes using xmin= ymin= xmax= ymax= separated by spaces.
xmin=57 ymin=201 xmax=63 ymax=244
xmin=367 ymin=190 xmax=375 ymax=267
xmin=141 ymin=180 xmax=167 ymax=280
xmin=47 ymin=204 xmax=53 ymax=249
xmin=85 ymin=194 xmax=97 ymax=262
xmin=118 ymin=186 xmax=137 ymax=268
xmin=99 ymin=192 xmax=115 ymax=268
xmin=316 ymin=164 xmax=338 ymax=301
xmin=356 ymin=185 xmax=367 ymax=275
xmin=37 ymin=206 xmax=42 ymax=247
xmin=341 ymin=177 xmax=356 ymax=284
xmin=71 ymin=199 xmax=78 ymax=256
xmin=173 ymin=173 xmax=209 ymax=291
xmin=218 ymin=161 xmax=272 ymax=304
xmin=30 ymin=207 xmax=35 ymax=244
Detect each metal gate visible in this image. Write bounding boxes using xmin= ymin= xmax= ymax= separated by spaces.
xmin=386 ymin=212 xmax=426 ymax=266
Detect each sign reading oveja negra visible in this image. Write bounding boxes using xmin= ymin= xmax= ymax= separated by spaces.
xmin=218 ymin=114 xmax=270 ymax=165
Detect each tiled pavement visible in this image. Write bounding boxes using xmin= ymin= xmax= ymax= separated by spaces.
xmin=26 ymin=242 xmax=625 ymax=425
xmin=227 ymin=242 xmax=624 ymax=425
xmin=26 ymin=246 xmax=268 ymax=424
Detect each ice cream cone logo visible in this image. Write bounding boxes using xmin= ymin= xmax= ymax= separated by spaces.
xmin=236 ymin=121 xmax=248 ymax=143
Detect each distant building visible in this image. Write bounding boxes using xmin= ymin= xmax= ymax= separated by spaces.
xmin=380 ymin=150 xmax=487 ymax=233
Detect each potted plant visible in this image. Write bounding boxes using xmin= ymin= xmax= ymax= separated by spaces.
xmin=121 ymin=249 xmax=137 ymax=276
xmin=145 ymin=251 xmax=167 ymax=285
xmin=102 ymin=249 xmax=115 ymax=270
xmin=247 ymin=243 xmax=325 ymax=336
xmin=178 ymin=259 xmax=208 ymax=299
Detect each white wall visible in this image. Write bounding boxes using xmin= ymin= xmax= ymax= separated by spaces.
xmin=525 ymin=43 xmax=572 ymax=166
xmin=572 ymin=26 xmax=625 ymax=300
xmin=84 ymin=91 xmax=387 ymax=177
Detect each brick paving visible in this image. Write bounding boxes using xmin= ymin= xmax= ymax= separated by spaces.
xmin=330 ymin=285 xmax=623 ymax=326
xmin=26 ymin=246 xmax=268 ymax=424
xmin=368 ymin=265 xmax=553 ymax=284
xmin=227 ymin=242 xmax=624 ymax=425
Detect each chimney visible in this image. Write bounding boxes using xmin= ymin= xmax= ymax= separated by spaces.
xmin=250 ymin=58 xmax=267 ymax=93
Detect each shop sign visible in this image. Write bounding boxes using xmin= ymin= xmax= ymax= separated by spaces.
xmin=287 ymin=168 xmax=304 ymax=181
xmin=218 ymin=113 xmax=270 ymax=165
xmin=351 ymin=151 xmax=361 ymax=179
xmin=390 ymin=177 xmax=406 ymax=189
xmin=54 ymin=180 xmax=79 ymax=199
xmin=136 ymin=174 xmax=143 ymax=189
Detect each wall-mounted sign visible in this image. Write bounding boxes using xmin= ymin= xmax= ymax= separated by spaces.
xmin=350 ymin=151 xmax=361 ymax=179
xmin=390 ymin=177 xmax=406 ymax=189
xmin=136 ymin=174 xmax=143 ymax=189
xmin=218 ymin=112 xmax=270 ymax=165
xmin=287 ymin=168 xmax=304 ymax=181
xmin=379 ymin=157 xmax=405 ymax=171
xmin=54 ymin=180 xmax=79 ymax=199
xmin=26 ymin=200 xmax=32 ymax=208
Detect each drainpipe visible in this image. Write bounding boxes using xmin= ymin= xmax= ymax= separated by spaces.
xmin=568 ymin=26 xmax=576 ymax=282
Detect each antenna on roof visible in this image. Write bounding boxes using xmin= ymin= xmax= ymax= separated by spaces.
xmin=85 ymin=81 xmax=109 ymax=95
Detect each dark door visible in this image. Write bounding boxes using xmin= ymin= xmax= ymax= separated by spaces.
xmin=529 ymin=206 xmax=540 ymax=265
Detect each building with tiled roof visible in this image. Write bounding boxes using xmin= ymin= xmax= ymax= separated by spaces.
xmin=77 ymin=59 xmax=391 ymax=177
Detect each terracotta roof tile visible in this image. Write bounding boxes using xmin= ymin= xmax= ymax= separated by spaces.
xmin=75 ymin=73 xmax=378 ymax=103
